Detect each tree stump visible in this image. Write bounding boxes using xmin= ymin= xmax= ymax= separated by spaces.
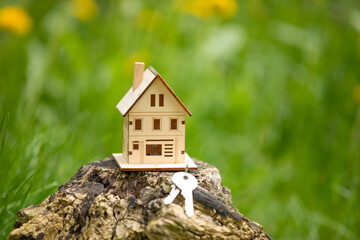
xmin=8 ymin=157 xmax=272 ymax=240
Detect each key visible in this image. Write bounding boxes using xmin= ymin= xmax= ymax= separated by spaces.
xmin=172 ymin=172 xmax=198 ymax=217
xmin=164 ymin=184 xmax=180 ymax=204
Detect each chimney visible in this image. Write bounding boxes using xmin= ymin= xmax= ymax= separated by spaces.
xmin=133 ymin=62 xmax=145 ymax=91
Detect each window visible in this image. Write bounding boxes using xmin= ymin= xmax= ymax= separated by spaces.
xmin=159 ymin=94 xmax=164 ymax=107
xmin=135 ymin=119 xmax=142 ymax=130
xmin=170 ymin=119 xmax=178 ymax=130
xmin=151 ymin=94 xmax=155 ymax=107
xmin=133 ymin=142 xmax=139 ymax=150
xmin=153 ymin=119 xmax=160 ymax=130
xmin=146 ymin=144 xmax=162 ymax=156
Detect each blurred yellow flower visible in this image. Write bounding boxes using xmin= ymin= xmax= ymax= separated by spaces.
xmin=183 ymin=0 xmax=237 ymax=19
xmin=353 ymin=85 xmax=360 ymax=104
xmin=0 ymin=6 xmax=32 ymax=35
xmin=71 ymin=0 xmax=98 ymax=21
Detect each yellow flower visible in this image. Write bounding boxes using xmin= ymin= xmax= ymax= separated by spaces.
xmin=183 ymin=0 xmax=237 ymax=19
xmin=353 ymin=85 xmax=360 ymax=104
xmin=0 ymin=6 xmax=32 ymax=35
xmin=71 ymin=0 xmax=98 ymax=21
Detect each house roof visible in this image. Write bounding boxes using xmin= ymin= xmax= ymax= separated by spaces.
xmin=116 ymin=66 xmax=192 ymax=116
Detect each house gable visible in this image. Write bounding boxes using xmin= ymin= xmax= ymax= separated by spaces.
xmin=116 ymin=66 xmax=191 ymax=116
xmin=129 ymin=77 xmax=186 ymax=114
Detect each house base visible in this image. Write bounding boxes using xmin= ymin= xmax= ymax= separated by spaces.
xmin=112 ymin=153 xmax=198 ymax=171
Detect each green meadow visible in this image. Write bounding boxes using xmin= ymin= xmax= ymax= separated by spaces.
xmin=1 ymin=0 xmax=359 ymax=239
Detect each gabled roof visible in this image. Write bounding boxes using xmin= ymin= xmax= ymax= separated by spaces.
xmin=116 ymin=66 xmax=192 ymax=116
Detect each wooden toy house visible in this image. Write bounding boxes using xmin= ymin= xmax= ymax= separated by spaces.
xmin=113 ymin=62 xmax=198 ymax=171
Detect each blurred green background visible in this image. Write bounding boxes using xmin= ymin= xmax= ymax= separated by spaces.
xmin=1 ymin=0 xmax=360 ymax=239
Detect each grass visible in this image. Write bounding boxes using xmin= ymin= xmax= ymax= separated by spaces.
xmin=1 ymin=0 xmax=360 ymax=239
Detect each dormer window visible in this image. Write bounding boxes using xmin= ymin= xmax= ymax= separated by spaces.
xmin=159 ymin=94 xmax=164 ymax=107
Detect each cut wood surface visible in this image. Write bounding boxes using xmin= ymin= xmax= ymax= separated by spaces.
xmin=8 ymin=157 xmax=272 ymax=240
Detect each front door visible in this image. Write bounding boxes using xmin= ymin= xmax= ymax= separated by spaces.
xmin=132 ymin=141 xmax=140 ymax=164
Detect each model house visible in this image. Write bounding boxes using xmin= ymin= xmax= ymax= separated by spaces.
xmin=112 ymin=62 xmax=198 ymax=171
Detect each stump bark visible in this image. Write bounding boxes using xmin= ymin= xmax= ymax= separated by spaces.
xmin=8 ymin=157 xmax=272 ymax=240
